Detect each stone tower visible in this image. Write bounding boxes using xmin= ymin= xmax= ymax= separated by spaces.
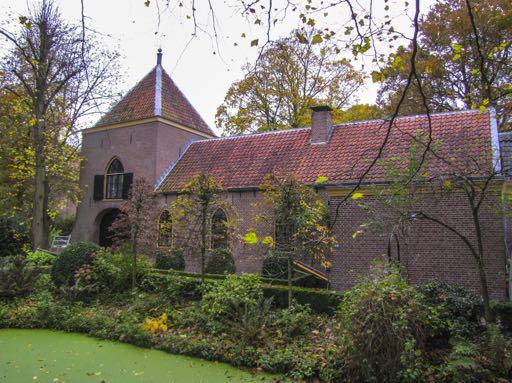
xmin=72 ymin=50 xmax=215 ymax=245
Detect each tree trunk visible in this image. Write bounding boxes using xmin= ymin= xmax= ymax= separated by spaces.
xmin=131 ymin=227 xmax=138 ymax=291
xmin=31 ymin=119 xmax=49 ymax=250
xmin=287 ymin=256 xmax=293 ymax=307
xmin=471 ymin=204 xmax=493 ymax=322
xmin=200 ymin=204 xmax=207 ymax=283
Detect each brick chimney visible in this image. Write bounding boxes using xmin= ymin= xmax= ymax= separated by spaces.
xmin=310 ymin=105 xmax=333 ymax=144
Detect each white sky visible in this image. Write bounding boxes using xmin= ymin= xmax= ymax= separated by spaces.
xmin=1 ymin=0 xmax=437 ymax=134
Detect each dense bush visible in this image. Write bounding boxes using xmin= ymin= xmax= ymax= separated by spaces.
xmin=418 ymin=280 xmax=481 ymax=336
xmin=154 ymin=248 xmax=185 ymax=271
xmin=72 ymin=249 xmax=151 ymax=299
xmin=337 ymin=263 xmax=439 ymax=382
xmin=274 ymin=303 xmax=312 ymax=340
xmin=26 ymin=249 xmax=56 ymax=266
xmin=52 ymin=214 xmax=75 ymax=236
xmin=200 ymin=273 xmax=273 ymax=342
xmin=50 ymin=241 xmax=99 ymax=287
xmin=0 ymin=217 xmax=29 ymax=258
xmin=492 ymin=301 xmax=512 ymax=332
xmin=205 ymin=248 xmax=235 ymax=274
xmin=0 ymin=255 xmax=41 ymax=299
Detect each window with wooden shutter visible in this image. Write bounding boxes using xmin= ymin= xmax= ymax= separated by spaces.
xmin=122 ymin=172 xmax=133 ymax=199
xmin=93 ymin=175 xmax=104 ymax=201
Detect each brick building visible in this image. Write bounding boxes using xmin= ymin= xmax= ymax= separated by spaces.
xmin=73 ymin=52 xmax=511 ymax=298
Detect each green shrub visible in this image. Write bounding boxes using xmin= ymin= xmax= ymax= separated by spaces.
xmin=418 ymin=280 xmax=481 ymax=336
xmin=273 ymin=302 xmax=312 ymax=340
xmin=0 ymin=255 xmax=41 ymax=299
xmin=0 ymin=217 xmax=29 ymax=258
xmin=52 ymin=214 xmax=75 ymax=236
xmin=26 ymin=249 xmax=56 ymax=266
xmin=50 ymin=241 xmax=99 ymax=287
xmin=72 ymin=249 xmax=151 ymax=298
xmin=337 ymin=263 xmax=439 ymax=382
xmin=202 ymin=273 xmax=263 ymax=318
xmin=492 ymin=301 xmax=512 ymax=332
xmin=205 ymin=248 xmax=235 ymax=274
xmin=154 ymin=248 xmax=185 ymax=271
xmin=201 ymin=273 xmax=272 ymax=342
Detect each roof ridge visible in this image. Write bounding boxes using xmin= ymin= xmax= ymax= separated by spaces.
xmin=193 ymin=109 xmax=489 ymax=145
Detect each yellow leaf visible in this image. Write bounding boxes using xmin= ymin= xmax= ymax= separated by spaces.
xmin=352 ymin=230 xmax=364 ymax=239
xmin=243 ymin=231 xmax=259 ymax=244
xmin=315 ymin=175 xmax=329 ymax=184
xmin=442 ymin=180 xmax=452 ymax=189
xmin=261 ymin=236 xmax=274 ymax=248
xmin=351 ymin=192 xmax=364 ymax=200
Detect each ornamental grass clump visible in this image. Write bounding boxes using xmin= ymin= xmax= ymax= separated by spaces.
xmin=337 ymin=262 xmax=440 ymax=382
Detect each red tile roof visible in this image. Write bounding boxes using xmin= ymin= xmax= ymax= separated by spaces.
xmin=157 ymin=109 xmax=496 ymax=192
xmin=94 ymin=66 xmax=215 ymax=137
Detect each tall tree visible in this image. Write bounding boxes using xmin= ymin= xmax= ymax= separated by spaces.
xmin=216 ymin=29 xmax=364 ymax=135
xmin=171 ymin=174 xmax=233 ymax=282
xmin=244 ymin=173 xmax=336 ymax=306
xmin=0 ymin=0 xmax=120 ymax=248
xmin=111 ymin=177 xmax=160 ymax=290
xmin=376 ymin=0 xmax=512 ymax=129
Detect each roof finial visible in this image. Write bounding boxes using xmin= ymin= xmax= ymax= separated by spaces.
xmin=157 ymin=48 xmax=162 ymax=66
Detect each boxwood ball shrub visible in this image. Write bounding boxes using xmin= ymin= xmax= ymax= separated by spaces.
xmin=51 ymin=241 xmax=99 ymax=287
xmin=154 ymin=248 xmax=185 ymax=271
xmin=205 ymin=248 xmax=235 ymax=274
xmin=261 ymin=251 xmax=288 ymax=279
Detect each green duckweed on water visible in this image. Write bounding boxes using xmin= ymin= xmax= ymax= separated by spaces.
xmin=0 ymin=329 xmax=279 ymax=383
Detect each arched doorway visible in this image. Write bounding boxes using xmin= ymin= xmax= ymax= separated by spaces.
xmin=98 ymin=208 xmax=121 ymax=247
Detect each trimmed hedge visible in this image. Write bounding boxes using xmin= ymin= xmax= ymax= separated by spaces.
xmin=146 ymin=271 xmax=342 ymax=313
xmin=263 ymin=284 xmax=343 ymax=314
xmin=155 ymin=248 xmax=185 ymax=271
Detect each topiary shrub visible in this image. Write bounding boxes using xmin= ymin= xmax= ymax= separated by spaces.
xmin=155 ymin=248 xmax=185 ymax=271
xmin=205 ymin=248 xmax=235 ymax=274
xmin=337 ymin=262 xmax=439 ymax=382
xmin=0 ymin=217 xmax=29 ymax=258
xmin=261 ymin=251 xmax=288 ymax=278
xmin=51 ymin=241 xmax=99 ymax=287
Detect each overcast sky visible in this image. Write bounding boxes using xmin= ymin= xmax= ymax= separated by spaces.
xmin=1 ymin=0 xmax=436 ymax=134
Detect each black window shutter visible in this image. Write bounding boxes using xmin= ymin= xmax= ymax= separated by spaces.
xmin=122 ymin=173 xmax=133 ymax=199
xmin=93 ymin=175 xmax=104 ymax=201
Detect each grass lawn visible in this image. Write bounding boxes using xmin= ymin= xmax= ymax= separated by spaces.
xmin=0 ymin=329 xmax=277 ymax=383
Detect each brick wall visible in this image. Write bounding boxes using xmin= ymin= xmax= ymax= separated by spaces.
xmin=72 ymin=121 xmax=205 ymax=244
xmin=159 ymin=187 xmax=507 ymax=298
xmin=328 ymin=191 xmax=507 ymax=299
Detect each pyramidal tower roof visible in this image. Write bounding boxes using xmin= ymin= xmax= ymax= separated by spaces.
xmin=94 ymin=49 xmax=215 ymax=137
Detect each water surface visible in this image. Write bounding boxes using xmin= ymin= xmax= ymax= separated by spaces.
xmin=0 ymin=329 xmax=277 ymax=383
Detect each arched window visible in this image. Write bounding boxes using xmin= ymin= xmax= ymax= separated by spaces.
xmin=105 ymin=158 xmax=124 ymax=199
xmin=158 ymin=210 xmax=173 ymax=247
xmin=211 ymin=208 xmax=228 ymax=250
